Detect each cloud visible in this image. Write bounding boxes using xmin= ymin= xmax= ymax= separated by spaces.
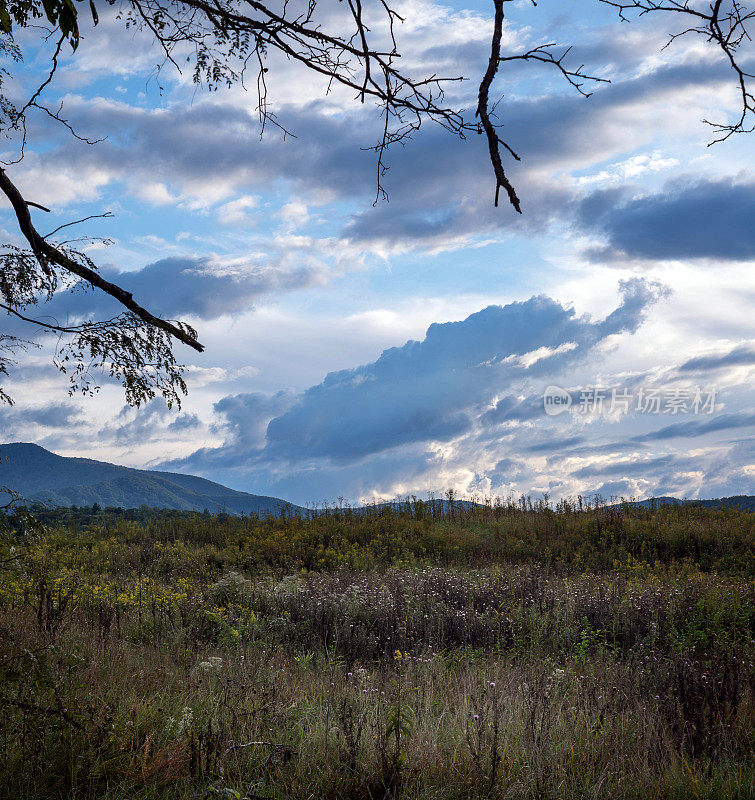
xmin=110 ymin=256 xmax=327 ymax=319
xmin=216 ymin=195 xmax=260 ymax=226
xmin=258 ymin=278 xmax=661 ymax=464
xmin=480 ymin=393 xmax=549 ymax=426
xmin=167 ymin=413 xmax=203 ymax=432
xmin=571 ymin=453 xmax=700 ymax=480
xmin=169 ymin=390 xmax=296 ymax=475
xmin=277 ymin=201 xmax=310 ymax=232
xmin=25 ymin=403 xmax=83 ymax=427
xmin=524 ymin=435 xmax=587 ymax=454
xmin=11 ymin=40 xmax=748 ymax=256
xmin=679 ymin=343 xmax=755 ymax=373
xmin=630 ymin=411 xmax=755 ymax=442
xmin=339 ymin=56 xmax=748 ymax=252
xmin=107 ymin=401 xmax=172 ymax=445
xmin=163 ymin=279 xmax=665 ymax=502
xmin=0 ymin=403 xmax=83 ymax=429
xmin=582 ymin=177 xmax=755 ymax=262
xmin=21 ymin=255 xmax=329 ymax=327
xmin=576 ymin=152 xmax=680 ymax=188
xmin=102 ymin=400 xmax=209 ymax=446
xmin=5 ymin=5 xmax=754 ymax=505
xmin=486 ymin=457 xmax=530 ymax=486
xmin=214 ymin=391 xmax=295 ymax=456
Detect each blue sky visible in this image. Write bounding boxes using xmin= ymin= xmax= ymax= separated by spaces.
xmin=1 ymin=0 xmax=753 ymax=504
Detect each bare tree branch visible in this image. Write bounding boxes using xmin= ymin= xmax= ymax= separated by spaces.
xmin=477 ymin=0 xmax=523 ymax=211
xmin=43 ymin=211 xmax=114 ymax=239
xmin=499 ymin=44 xmax=610 ymax=98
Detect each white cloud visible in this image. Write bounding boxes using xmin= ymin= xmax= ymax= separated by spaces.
xmin=217 ymin=195 xmax=260 ymax=226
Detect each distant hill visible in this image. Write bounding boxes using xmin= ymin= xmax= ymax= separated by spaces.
xmin=612 ymin=495 xmax=755 ymax=512
xmin=0 ymin=443 xmax=304 ymax=516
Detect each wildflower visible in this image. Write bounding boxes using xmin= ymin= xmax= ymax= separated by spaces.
xmin=177 ymin=706 xmax=194 ymax=734
xmin=201 ymin=656 xmax=224 ymax=672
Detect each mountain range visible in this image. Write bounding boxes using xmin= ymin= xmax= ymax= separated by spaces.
xmin=0 ymin=443 xmax=752 ymax=515
xmin=0 ymin=443 xmax=304 ymax=516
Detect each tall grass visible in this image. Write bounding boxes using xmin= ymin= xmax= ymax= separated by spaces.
xmin=0 ymin=502 xmax=752 ymax=798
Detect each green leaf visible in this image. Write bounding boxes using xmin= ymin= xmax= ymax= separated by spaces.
xmin=0 ymin=5 xmax=11 ymax=34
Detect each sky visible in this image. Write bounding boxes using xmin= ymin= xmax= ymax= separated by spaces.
xmin=0 ymin=0 xmax=753 ymax=505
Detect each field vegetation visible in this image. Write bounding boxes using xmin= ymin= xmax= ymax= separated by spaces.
xmin=0 ymin=498 xmax=753 ymax=799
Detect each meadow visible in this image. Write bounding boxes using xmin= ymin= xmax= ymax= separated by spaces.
xmin=0 ymin=498 xmax=753 ymax=799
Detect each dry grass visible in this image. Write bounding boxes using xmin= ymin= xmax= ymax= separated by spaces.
xmin=0 ymin=504 xmax=752 ymax=799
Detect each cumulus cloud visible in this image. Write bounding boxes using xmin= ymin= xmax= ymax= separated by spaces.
xmin=258 ymin=278 xmax=662 ymax=464
xmin=216 ymin=195 xmax=260 ymax=226
xmin=153 ymin=273 xmax=755 ymax=505
xmin=9 ymin=33 xmax=749 ymax=256
xmin=163 ymin=279 xmax=668 ymax=496
xmin=4 ymin=3 xmax=754 ymax=505
xmin=105 ymin=400 xmax=207 ymax=446
xmin=187 ymin=391 xmax=295 ymax=469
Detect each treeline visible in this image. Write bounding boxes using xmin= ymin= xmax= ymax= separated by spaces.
xmin=6 ymin=498 xmax=754 ymax=577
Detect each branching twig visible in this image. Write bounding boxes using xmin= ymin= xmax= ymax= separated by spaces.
xmin=602 ymin=0 xmax=755 ymax=142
